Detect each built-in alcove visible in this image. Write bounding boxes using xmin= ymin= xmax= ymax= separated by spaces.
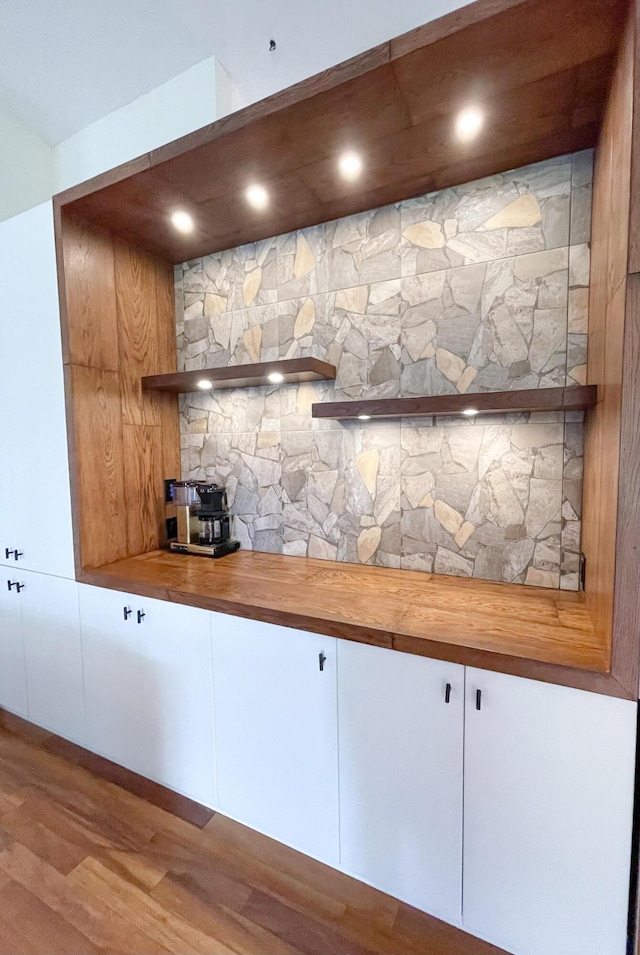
xmin=53 ymin=0 xmax=640 ymax=699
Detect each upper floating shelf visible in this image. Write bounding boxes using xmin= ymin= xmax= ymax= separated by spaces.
xmin=142 ymin=358 xmax=336 ymax=393
xmin=311 ymin=385 xmax=597 ymax=420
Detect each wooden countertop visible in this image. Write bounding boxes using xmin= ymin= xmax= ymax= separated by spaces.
xmin=79 ymin=550 xmax=621 ymax=697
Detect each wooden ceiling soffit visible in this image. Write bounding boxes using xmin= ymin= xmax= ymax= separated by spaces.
xmin=54 ymin=0 xmax=628 ymax=263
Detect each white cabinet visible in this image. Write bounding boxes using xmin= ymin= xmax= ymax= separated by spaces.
xmin=21 ymin=572 xmax=84 ymax=744
xmin=463 ymin=667 xmax=636 ymax=955
xmin=0 ymin=202 xmax=75 ymax=579
xmin=79 ymin=585 xmax=216 ymax=806
xmin=337 ymin=641 xmax=464 ymax=925
xmin=0 ymin=568 xmax=83 ymax=741
xmin=0 ymin=412 xmax=17 ymax=570
xmin=211 ymin=613 xmax=339 ymax=865
xmin=0 ymin=572 xmax=28 ymax=717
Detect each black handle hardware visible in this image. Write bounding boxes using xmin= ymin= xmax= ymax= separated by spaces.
xmin=5 ymin=549 xmax=13 ymax=560
xmin=14 ymin=551 xmax=23 ymax=560
xmin=15 ymin=582 xmax=24 ymax=593
xmin=7 ymin=580 xmax=15 ymax=591
xmin=318 ymin=652 xmax=326 ymax=672
xmin=445 ymin=682 xmax=451 ymax=704
xmin=4 ymin=548 xmax=23 ymax=561
xmin=476 ymin=689 xmax=482 ymax=711
xmin=137 ymin=609 xmax=146 ymax=624
xmin=123 ymin=606 xmax=133 ymax=621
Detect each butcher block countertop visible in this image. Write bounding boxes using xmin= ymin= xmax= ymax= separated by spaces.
xmin=79 ymin=550 xmax=622 ymax=696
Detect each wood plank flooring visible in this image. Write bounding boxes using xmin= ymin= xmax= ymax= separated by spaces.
xmin=0 ymin=716 xmax=509 ymax=955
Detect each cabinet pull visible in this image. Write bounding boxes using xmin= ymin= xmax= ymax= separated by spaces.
xmin=123 ymin=606 xmax=133 ymax=621
xmin=14 ymin=551 xmax=23 ymax=560
xmin=7 ymin=580 xmax=23 ymax=593
xmin=476 ymin=689 xmax=482 ymax=711
xmin=5 ymin=549 xmax=13 ymax=560
xmin=318 ymin=652 xmax=326 ymax=672
xmin=137 ymin=609 xmax=146 ymax=624
xmin=445 ymin=682 xmax=451 ymax=703
xmin=15 ymin=582 xmax=24 ymax=593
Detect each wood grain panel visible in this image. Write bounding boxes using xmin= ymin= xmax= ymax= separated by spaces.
xmin=115 ymin=240 xmax=161 ymax=427
xmin=67 ymin=365 xmax=127 ymax=569
xmin=606 ymin=17 xmax=634 ymax=299
xmin=122 ymin=425 xmax=164 ymax=556
xmin=611 ymin=273 xmax=640 ymax=693
xmin=58 ymin=216 xmax=180 ymax=571
xmin=581 ymin=4 xmax=637 ymax=696
xmin=60 ymin=214 xmax=118 ymax=370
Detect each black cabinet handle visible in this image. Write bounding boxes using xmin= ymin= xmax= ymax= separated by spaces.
xmin=14 ymin=551 xmax=23 ymax=561
xmin=137 ymin=609 xmax=146 ymax=624
xmin=7 ymin=580 xmax=14 ymax=591
xmin=15 ymin=582 xmax=24 ymax=593
xmin=318 ymin=652 xmax=326 ymax=672
xmin=123 ymin=606 xmax=132 ymax=621
xmin=476 ymin=689 xmax=482 ymax=711
xmin=445 ymin=682 xmax=451 ymax=703
xmin=5 ymin=549 xmax=13 ymax=560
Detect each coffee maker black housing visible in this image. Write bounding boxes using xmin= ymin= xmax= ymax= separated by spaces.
xmin=168 ymin=480 xmax=239 ymax=559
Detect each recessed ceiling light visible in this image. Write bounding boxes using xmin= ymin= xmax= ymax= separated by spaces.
xmin=246 ymin=184 xmax=269 ymax=209
xmin=267 ymin=371 xmax=284 ymax=384
xmin=358 ymin=414 xmax=371 ymax=420
xmin=197 ymin=379 xmax=213 ymax=390
xmin=171 ymin=210 xmax=195 ymax=234
xmin=462 ymin=408 xmax=478 ymax=416
xmin=455 ymin=108 xmax=484 ymax=143
xmin=338 ymin=151 xmax=363 ymax=181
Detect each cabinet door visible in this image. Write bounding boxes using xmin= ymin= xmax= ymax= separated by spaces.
xmin=0 ymin=419 xmax=17 ymax=569
xmin=134 ymin=597 xmax=215 ymax=806
xmin=211 ymin=613 xmax=339 ymax=865
xmin=79 ymin=585 xmax=148 ymax=773
xmin=338 ymin=641 xmax=463 ymax=925
xmin=0 ymin=203 xmax=75 ymax=579
xmin=0 ymin=573 xmax=27 ymax=716
xmin=21 ymin=571 xmax=84 ymax=744
xmin=464 ymin=668 xmax=636 ymax=955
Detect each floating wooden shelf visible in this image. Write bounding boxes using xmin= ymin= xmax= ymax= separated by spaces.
xmin=142 ymin=358 xmax=337 ymax=393
xmin=311 ymin=385 xmax=597 ymax=420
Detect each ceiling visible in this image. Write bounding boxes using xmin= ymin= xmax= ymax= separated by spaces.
xmin=0 ymin=0 xmax=471 ymax=145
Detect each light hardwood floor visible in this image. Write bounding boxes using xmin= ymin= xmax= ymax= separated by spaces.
xmin=0 ymin=714 xmax=508 ymax=955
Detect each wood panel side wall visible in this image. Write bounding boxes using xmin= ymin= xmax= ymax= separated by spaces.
xmin=582 ymin=10 xmax=637 ymax=694
xmin=56 ymin=211 xmax=178 ymax=572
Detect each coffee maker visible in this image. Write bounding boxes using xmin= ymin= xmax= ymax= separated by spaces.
xmin=168 ymin=481 xmax=239 ymax=558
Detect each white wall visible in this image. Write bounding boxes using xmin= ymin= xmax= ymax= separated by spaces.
xmin=0 ymin=106 xmax=55 ymax=222
xmin=55 ymin=56 xmax=222 ymax=192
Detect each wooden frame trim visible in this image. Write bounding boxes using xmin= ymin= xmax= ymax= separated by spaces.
xmin=51 ymin=0 xmax=640 ymax=702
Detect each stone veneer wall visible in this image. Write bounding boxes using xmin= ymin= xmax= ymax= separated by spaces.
xmin=175 ymin=151 xmax=592 ymax=590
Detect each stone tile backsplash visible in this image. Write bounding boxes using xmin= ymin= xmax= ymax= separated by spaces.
xmin=175 ymin=152 xmax=592 ymax=590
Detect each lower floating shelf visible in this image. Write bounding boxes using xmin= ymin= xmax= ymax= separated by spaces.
xmin=311 ymin=385 xmax=597 ymax=420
